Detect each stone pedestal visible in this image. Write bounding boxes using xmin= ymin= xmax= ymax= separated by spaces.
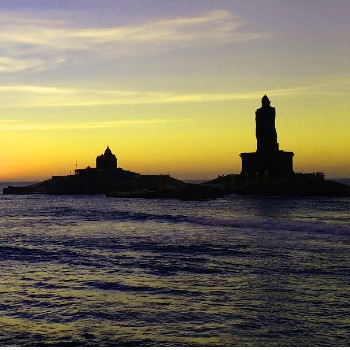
xmin=240 ymin=150 xmax=294 ymax=179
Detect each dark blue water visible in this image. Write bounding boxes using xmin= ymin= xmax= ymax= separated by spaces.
xmin=0 ymin=184 xmax=349 ymax=346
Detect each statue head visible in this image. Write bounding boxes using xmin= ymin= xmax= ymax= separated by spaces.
xmin=261 ymin=95 xmax=270 ymax=108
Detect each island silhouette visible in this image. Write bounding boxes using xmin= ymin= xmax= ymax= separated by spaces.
xmin=4 ymin=96 xmax=350 ymax=199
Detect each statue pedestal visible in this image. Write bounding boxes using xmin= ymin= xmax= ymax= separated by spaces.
xmin=240 ymin=150 xmax=294 ymax=180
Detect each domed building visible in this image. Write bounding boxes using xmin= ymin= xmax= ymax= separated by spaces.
xmin=96 ymin=146 xmax=117 ymax=171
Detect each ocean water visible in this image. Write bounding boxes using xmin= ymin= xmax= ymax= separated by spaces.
xmin=0 ymin=183 xmax=349 ymax=346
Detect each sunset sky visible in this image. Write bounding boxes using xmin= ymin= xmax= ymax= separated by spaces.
xmin=0 ymin=0 xmax=349 ymax=181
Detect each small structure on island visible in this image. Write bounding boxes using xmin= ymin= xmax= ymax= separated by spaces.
xmin=3 ymin=146 xmax=188 ymax=195
xmin=240 ymin=95 xmax=294 ymax=183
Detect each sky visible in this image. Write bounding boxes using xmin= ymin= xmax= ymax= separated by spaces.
xmin=0 ymin=0 xmax=349 ymax=181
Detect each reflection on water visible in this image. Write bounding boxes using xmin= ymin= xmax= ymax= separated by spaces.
xmin=0 ymin=192 xmax=349 ymax=346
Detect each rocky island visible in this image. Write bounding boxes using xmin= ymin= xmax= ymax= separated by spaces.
xmin=3 ymin=147 xmax=189 ymax=195
xmin=3 ymin=96 xmax=350 ymax=198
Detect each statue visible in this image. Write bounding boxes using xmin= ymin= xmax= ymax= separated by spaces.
xmin=240 ymin=95 xmax=294 ymax=179
xmin=255 ymin=95 xmax=278 ymax=153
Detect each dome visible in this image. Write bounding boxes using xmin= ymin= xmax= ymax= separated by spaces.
xmin=96 ymin=146 xmax=117 ymax=170
xmin=104 ymin=146 xmax=112 ymax=156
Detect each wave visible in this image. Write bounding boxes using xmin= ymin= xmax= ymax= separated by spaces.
xmin=80 ymin=208 xmax=350 ymax=236
xmin=2 ymin=197 xmax=348 ymax=236
xmin=85 ymin=281 xmax=203 ymax=296
xmin=186 ymin=215 xmax=350 ymax=235
xmin=74 ymin=207 xmax=349 ymax=236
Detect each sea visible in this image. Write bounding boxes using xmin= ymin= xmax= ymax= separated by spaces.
xmin=0 ymin=181 xmax=349 ymax=346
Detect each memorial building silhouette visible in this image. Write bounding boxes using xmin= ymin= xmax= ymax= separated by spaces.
xmin=75 ymin=146 xmax=119 ymax=175
xmin=240 ymin=95 xmax=294 ymax=181
xmin=96 ymin=146 xmax=118 ymax=171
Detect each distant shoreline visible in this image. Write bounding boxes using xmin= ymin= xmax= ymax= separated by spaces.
xmin=1 ymin=178 xmax=349 ymax=185
xmin=2 ymin=177 xmax=350 ymax=198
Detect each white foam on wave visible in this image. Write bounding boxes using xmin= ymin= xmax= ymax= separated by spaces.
xmin=186 ymin=216 xmax=350 ymax=235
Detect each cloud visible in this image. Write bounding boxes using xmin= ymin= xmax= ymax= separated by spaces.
xmin=0 ymin=84 xmax=260 ymax=107
xmin=0 ymin=75 xmax=349 ymax=109
xmin=0 ymin=118 xmax=182 ymax=131
xmin=0 ymin=10 xmax=267 ymax=73
xmin=0 ymin=56 xmax=45 ymax=72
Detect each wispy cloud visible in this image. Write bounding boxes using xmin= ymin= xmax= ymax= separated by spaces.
xmin=0 ymin=10 xmax=267 ymax=73
xmin=0 ymin=56 xmax=45 ymax=72
xmin=0 ymin=75 xmax=349 ymax=109
xmin=0 ymin=84 xmax=261 ymax=107
xmin=0 ymin=118 xmax=181 ymax=131
xmin=0 ymin=75 xmax=349 ymax=131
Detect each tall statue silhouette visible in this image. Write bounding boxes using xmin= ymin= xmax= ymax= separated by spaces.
xmin=240 ymin=95 xmax=294 ymax=178
xmin=255 ymin=95 xmax=278 ymax=153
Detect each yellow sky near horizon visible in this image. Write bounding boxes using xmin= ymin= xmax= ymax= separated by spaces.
xmin=1 ymin=88 xmax=349 ymax=181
